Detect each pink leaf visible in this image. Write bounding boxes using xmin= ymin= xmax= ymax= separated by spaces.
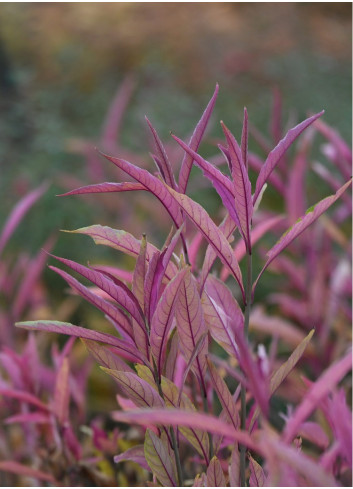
xmin=164 ymin=185 xmax=245 ymax=301
xmin=0 ymin=388 xmax=50 ymax=412
xmin=114 ymin=445 xmax=150 ymax=471
xmin=283 ymin=349 xmax=352 ymax=443
xmin=253 ymin=178 xmax=352 ymax=294
xmin=15 ymin=320 xmax=147 ymax=364
xmin=249 ymin=455 xmax=265 ymax=487
xmin=206 ymin=456 xmax=226 ymax=487
xmin=229 ymin=445 xmax=240 ymax=487
xmin=0 ymin=461 xmax=58 ymax=484
xmin=253 ymin=111 xmax=324 ymax=205
xmin=176 ymin=270 xmax=208 ymax=389
xmin=81 ymin=339 xmax=134 ymax=373
xmin=178 ymin=84 xmax=219 ymax=193
xmin=132 ymin=234 xmax=147 ymax=313
xmin=4 ymin=412 xmax=52 ymax=425
xmin=59 ymin=181 xmax=146 ymax=197
xmin=53 ymin=357 xmax=70 ymax=425
xmin=150 ymin=268 xmax=188 ymax=377
xmin=144 ymin=429 xmax=177 ymax=486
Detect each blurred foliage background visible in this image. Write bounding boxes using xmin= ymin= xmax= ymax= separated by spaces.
xmin=0 ymin=1 xmax=351 ymax=304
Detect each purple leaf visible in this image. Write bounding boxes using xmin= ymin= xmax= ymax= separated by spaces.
xmin=178 ymin=83 xmax=219 ymax=193
xmin=114 ymin=445 xmax=150 ymax=471
xmin=221 ymin=121 xmax=253 ymax=250
xmin=164 ymin=186 xmax=245 ymax=300
xmin=58 ymin=181 xmax=146 ymax=197
xmin=206 ymin=456 xmax=226 ymax=487
xmin=102 ymin=369 xmax=164 ymax=409
xmin=4 ymin=412 xmax=52 ymax=425
xmin=90 ymin=264 xmax=133 ymax=284
xmin=253 ymin=178 xmax=352 ymax=294
xmin=53 ymin=357 xmax=70 ymax=425
xmin=150 ymin=268 xmax=188 ymax=377
xmin=0 ymin=388 xmax=50 ymax=412
xmin=100 ymin=151 xmax=183 ymax=227
xmin=132 ymin=234 xmax=147 ymax=313
xmin=249 ymin=455 xmax=265 ymax=487
xmin=241 ymin=107 xmax=249 ymax=169
xmin=207 ymin=358 xmax=239 ymax=430
xmin=0 ymin=461 xmax=58 ymax=484
xmin=283 ymin=349 xmax=352 ymax=443
xmin=49 ymin=265 xmax=134 ymax=341
xmin=112 ymin=408 xmax=258 ymax=451
xmin=176 ymin=270 xmax=208 ymax=389
xmin=146 ymin=116 xmax=177 ymax=189
xmin=144 ymin=429 xmax=177 ymax=486
xmin=0 ymin=183 xmax=47 ymax=255
xmin=15 ymin=320 xmax=147 ymax=364
xmin=172 ymin=133 xmax=242 ymax=230
xmin=229 ymin=445 xmax=240 ymax=487
xmin=81 ymin=339 xmax=134 ymax=373
xmin=144 ymin=250 xmax=161 ymax=325
xmin=220 ymin=215 xmax=284 ymax=281
xmin=253 ymin=111 xmax=324 ymax=205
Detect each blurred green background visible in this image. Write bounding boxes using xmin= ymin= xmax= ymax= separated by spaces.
xmin=0 ymin=2 xmax=351 ymax=300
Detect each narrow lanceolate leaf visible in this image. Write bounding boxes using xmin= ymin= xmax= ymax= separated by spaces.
xmin=102 ymin=369 xmax=164 ymax=409
xmin=114 ymin=445 xmax=150 ymax=471
xmin=0 ymin=461 xmax=58 ymax=484
xmin=146 ymin=116 xmax=177 ymax=189
xmin=229 ymin=445 xmax=240 ymax=487
xmin=172 ymin=134 xmax=241 ymax=229
xmin=165 ymin=186 xmax=245 ymax=300
xmin=15 ymin=321 xmax=147 ymax=364
xmin=283 ymin=349 xmax=352 ymax=443
xmin=50 ymin=255 xmax=144 ymax=331
xmin=241 ymin=107 xmax=249 ymax=169
xmin=144 ymin=250 xmax=161 ymax=325
xmin=176 ymin=270 xmax=208 ymax=388
xmin=0 ymin=183 xmax=47 ymax=256
xmin=66 ymin=225 xmax=178 ymax=281
xmin=0 ymin=388 xmax=50 ymax=412
xmin=221 ymin=121 xmax=253 ymax=251
xmin=100 ymin=151 xmax=183 ymax=227
xmin=81 ymin=339 xmax=134 ymax=373
xmin=151 ymin=268 xmax=188 ymax=377
xmin=53 ymin=357 xmax=70 ymax=425
xmin=206 ymin=456 xmax=226 ymax=487
xmin=133 ymin=235 xmax=147 ymax=313
xmin=58 ymin=181 xmax=146 ymax=197
xmin=112 ymin=409 xmax=258 ymax=452
xmin=49 ymin=265 xmax=134 ymax=341
xmin=144 ymin=429 xmax=177 ymax=487
xmin=249 ymin=455 xmax=265 ymax=487
xmin=249 ymin=329 xmax=314 ymax=431
xmin=253 ymin=111 xmax=324 ymax=205
xmin=178 ymin=83 xmax=219 ymax=193
xmin=199 ymin=213 xmax=237 ymax=290
xmin=202 ymin=276 xmax=243 ymax=357
xmin=207 ymin=359 xmax=239 ymax=430
xmin=253 ymin=179 xmax=352 ymax=294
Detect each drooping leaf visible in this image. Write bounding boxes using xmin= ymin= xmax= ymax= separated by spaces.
xmin=253 ymin=179 xmax=352 ymax=294
xmin=144 ymin=429 xmax=177 ymax=486
xmin=0 ymin=461 xmax=58 ymax=484
xmin=207 ymin=358 xmax=239 ymax=430
xmin=253 ymin=111 xmax=324 ymax=205
xmin=146 ymin=116 xmax=177 ymax=189
xmin=283 ymin=349 xmax=352 ymax=443
xmin=58 ymin=181 xmax=146 ymax=197
xmin=150 ymin=268 xmax=188 ymax=377
xmin=15 ymin=321 xmax=147 ymax=364
xmin=176 ymin=270 xmax=208 ymax=389
xmin=164 ymin=186 xmax=245 ymax=300
xmin=81 ymin=339 xmax=134 ymax=373
xmin=100 ymin=151 xmax=183 ymax=227
xmin=53 ymin=357 xmax=70 ymax=425
xmin=112 ymin=409 xmax=257 ymax=451
xmin=114 ymin=445 xmax=150 ymax=471
xmin=178 ymin=84 xmax=219 ymax=193
xmin=249 ymin=455 xmax=265 ymax=487
xmin=221 ymin=121 xmax=253 ymax=251
xmin=102 ymin=369 xmax=164 ymax=409
xmin=206 ymin=456 xmax=226 ymax=487
xmin=0 ymin=183 xmax=47 ymax=256
xmin=49 ymin=265 xmax=134 ymax=341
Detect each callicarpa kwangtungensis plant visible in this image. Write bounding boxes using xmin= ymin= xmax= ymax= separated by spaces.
xmin=16 ymin=84 xmax=352 ymax=487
